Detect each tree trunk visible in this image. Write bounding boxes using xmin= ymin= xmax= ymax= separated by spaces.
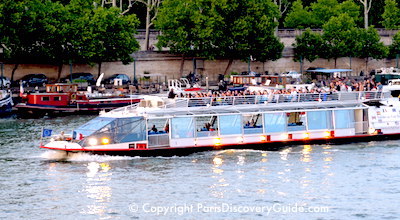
xmin=98 ymin=61 xmax=102 ymax=78
xmin=365 ymin=58 xmax=369 ymax=77
xmin=223 ymin=59 xmax=233 ymax=75
xmin=179 ymin=55 xmax=185 ymax=76
xmin=112 ymin=0 xmax=117 ymax=7
xmin=144 ymin=0 xmax=151 ymax=50
xmin=364 ymin=4 xmax=368 ymax=29
xmin=57 ymin=63 xmax=63 ymax=82
xmin=11 ymin=63 xmax=19 ymax=83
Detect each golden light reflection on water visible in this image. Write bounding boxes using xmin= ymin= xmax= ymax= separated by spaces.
xmin=300 ymin=145 xmax=313 ymax=163
xmin=81 ymin=162 xmax=113 ymax=217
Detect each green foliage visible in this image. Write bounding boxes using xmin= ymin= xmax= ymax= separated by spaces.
xmin=292 ymin=28 xmax=323 ymax=62
xmin=321 ymin=14 xmax=359 ymax=60
xmin=310 ymin=0 xmax=339 ymax=27
xmin=382 ymin=0 xmax=400 ymax=29
xmin=355 ymin=27 xmax=388 ymax=60
xmin=155 ymin=0 xmax=283 ymax=62
xmin=390 ymin=32 xmax=400 ymax=57
xmin=284 ymin=0 xmax=315 ymax=29
xmin=0 ymin=0 xmax=140 ymax=67
xmin=284 ymin=0 xmax=360 ymax=28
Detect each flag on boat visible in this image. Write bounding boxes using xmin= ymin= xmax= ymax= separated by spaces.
xmin=42 ymin=129 xmax=53 ymax=137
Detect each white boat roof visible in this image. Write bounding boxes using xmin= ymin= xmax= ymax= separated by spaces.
xmin=102 ymin=91 xmax=387 ymax=118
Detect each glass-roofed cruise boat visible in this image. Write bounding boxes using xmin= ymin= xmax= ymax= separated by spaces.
xmin=41 ymin=91 xmax=400 ymax=156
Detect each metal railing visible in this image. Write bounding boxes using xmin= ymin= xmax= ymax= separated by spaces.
xmin=148 ymin=134 xmax=169 ymax=148
xmin=164 ymin=91 xmax=387 ymax=108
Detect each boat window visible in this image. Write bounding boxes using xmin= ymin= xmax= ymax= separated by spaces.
xmin=171 ymin=117 xmax=195 ymax=139
xmin=196 ymin=116 xmax=218 ymax=137
xmin=287 ymin=112 xmax=306 ymax=131
xmin=115 ymin=117 xmax=146 ymax=143
xmin=264 ymin=113 xmax=287 ymax=133
xmin=334 ymin=110 xmax=355 ymax=129
xmin=41 ymin=97 xmax=50 ymax=101
xmin=307 ymin=111 xmax=333 ymax=130
xmin=243 ymin=114 xmax=263 ymax=134
xmin=147 ymin=118 xmax=169 ymax=135
xmin=219 ymin=114 xmax=242 ymax=135
xmin=74 ymin=117 xmax=116 ymax=137
xmin=53 ymin=96 xmax=61 ymax=101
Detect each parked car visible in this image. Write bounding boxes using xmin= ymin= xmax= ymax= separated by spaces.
xmin=18 ymin=74 xmax=48 ymax=87
xmin=103 ymin=74 xmax=131 ymax=85
xmin=61 ymin=73 xmax=96 ymax=85
xmin=0 ymin=76 xmax=11 ymax=88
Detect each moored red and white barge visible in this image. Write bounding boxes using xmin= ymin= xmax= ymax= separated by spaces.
xmin=41 ymin=91 xmax=400 ymax=156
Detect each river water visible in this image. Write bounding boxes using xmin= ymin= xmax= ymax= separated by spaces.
xmin=0 ymin=115 xmax=399 ymax=220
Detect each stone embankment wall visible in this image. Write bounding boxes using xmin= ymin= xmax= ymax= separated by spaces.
xmin=2 ymin=29 xmax=399 ymax=83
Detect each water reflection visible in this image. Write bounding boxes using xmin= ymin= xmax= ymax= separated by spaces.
xmin=81 ymin=162 xmax=113 ymax=217
xmin=301 ymin=145 xmax=313 ymax=163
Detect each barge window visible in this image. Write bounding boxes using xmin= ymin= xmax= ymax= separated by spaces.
xmin=307 ymin=111 xmax=333 ymax=130
xmin=53 ymin=96 xmax=61 ymax=101
xmin=243 ymin=114 xmax=263 ymax=134
xmin=334 ymin=110 xmax=355 ymax=129
xmin=219 ymin=114 xmax=242 ymax=135
xmin=41 ymin=97 xmax=50 ymax=101
xmin=171 ymin=117 xmax=195 ymax=139
xmin=287 ymin=112 xmax=306 ymax=131
xmin=264 ymin=113 xmax=286 ymax=133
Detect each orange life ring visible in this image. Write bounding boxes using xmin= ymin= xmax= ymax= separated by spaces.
xmin=71 ymin=94 xmax=77 ymax=100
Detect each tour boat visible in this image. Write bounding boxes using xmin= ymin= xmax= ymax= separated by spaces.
xmin=0 ymin=89 xmax=13 ymax=117
xmin=40 ymin=91 xmax=400 ymax=156
xmin=16 ymin=84 xmax=141 ymax=116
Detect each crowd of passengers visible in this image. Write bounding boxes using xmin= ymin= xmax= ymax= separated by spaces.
xmin=168 ymin=77 xmax=383 ymax=99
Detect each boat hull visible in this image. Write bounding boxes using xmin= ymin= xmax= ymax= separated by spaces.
xmin=40 ymin=133 xmax=400 ymax=157
xmin=16 ymin=99 xmax=141 ymax=116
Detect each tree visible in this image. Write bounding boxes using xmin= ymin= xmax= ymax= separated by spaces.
xmin=292 ymin=29 xmax=324 ymax=74
xmin=155 ymin=0 xmax=284 ymax=75
xmin=0 ymin=0 xmax=54 ymax=81
xmin=337 ymin=0 xmax=361 ymax=25
xmin=358 ymin=0 xmax=372 ymax=29
xmin=390 ymin=32 xmax=400 ymax=58
xmin=284 ymin=0 xmax=315 ymax=28
xmin=382 ymin=0 xmax=400 ymax=29
xmin=293 ymin=28 xmax=323 ymax=63
xmin=284 ymin=0 xmax=360 ymax=29
xmin=321 ymin=14 xmax=359 ymax=67
xmin=134 ymin=0 xmax=162 ymax=50
xmin=310 ymin=0 xmax=339 ymax=27
xmin=355 ymin=27 xmax=388 ymax=73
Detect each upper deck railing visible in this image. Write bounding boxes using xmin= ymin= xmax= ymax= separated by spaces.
xmin=164 ymin=91 xmax=388 ymax=108
xmin=111 ymin=91 xmax=389 ymax=114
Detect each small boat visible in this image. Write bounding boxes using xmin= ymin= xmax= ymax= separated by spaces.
xmin=40 ymin=90 xmax=400 ymax=156
xmin=16 ymin=83 xmax=141 ymax=117
xmin=0 ymin=89 xmax=13 ymax=117
xmin=383 ymin=79 xmax=400 ymax=97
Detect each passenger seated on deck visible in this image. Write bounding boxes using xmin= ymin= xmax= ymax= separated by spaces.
xmin=249 ymin=119 xmax=256 ymax=127
xmin=56 ymin=131 xmax=65 ymax=141
xmin=150 ymin=125 xmax=158 ymax=133
xmin=164 ymin=124 xmax=169 ymax=133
